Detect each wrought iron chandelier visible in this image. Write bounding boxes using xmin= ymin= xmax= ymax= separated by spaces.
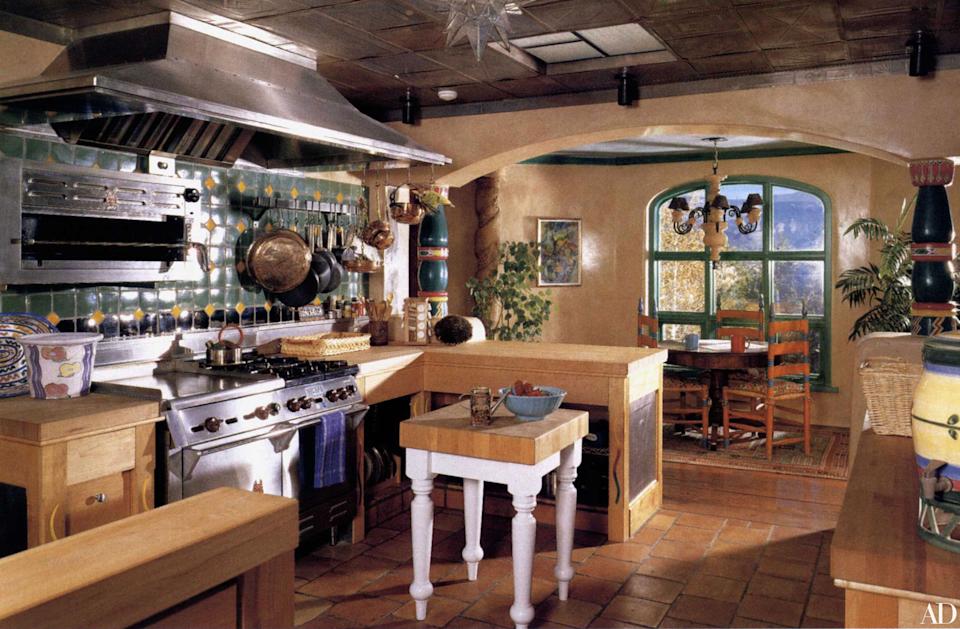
xmin=669 ymin=137 xmax=763 ymax=267
xmin=436 ymin=0 xmax=534 ymax=61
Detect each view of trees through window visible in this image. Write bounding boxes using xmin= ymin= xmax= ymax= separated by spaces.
xmin=649 ymin=177 xmax=830 ymax=385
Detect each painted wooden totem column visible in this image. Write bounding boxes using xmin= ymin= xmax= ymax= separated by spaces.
xmin=417 ymin=185 xmax=449 ymax=317
xmin=910 ymin=159 xmax=957 ymax=335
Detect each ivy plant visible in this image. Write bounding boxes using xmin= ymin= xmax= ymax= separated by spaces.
xmin=466 ymin=241 xmax=552 ymax=341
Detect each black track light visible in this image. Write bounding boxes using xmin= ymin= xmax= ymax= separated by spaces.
xmin=907 ymin=30 xmax=935 ymax=77
xmin=617 ymin=69 xmax=636 ymax=107
xmin=401 ymin=88 xmax=419 ymax=125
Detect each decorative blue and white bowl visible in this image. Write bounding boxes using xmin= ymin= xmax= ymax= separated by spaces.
xmin=17 ymin=333 xmax=102 ymax=399
xmin=498 ymin=386 xmax=566 ymax=422
xmin=0 ymin=313 xmax=59 ymax=398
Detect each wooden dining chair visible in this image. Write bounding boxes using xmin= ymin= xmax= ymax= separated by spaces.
xmin=715 ymin=308 xmax=765 ymax=342
xmin=721 ymin=319 xmax=812 ymax=460
xmin=637 ymin=310 xmax=711 ymax=446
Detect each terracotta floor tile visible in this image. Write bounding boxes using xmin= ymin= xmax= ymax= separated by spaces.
xmin=810 ymin=573 xmax=844 ymax=599
xmin=736 ymin=593 xmax=804 ymax=627
xmin=723 ymin=518 xmax=753 ymax=529
xmin=631 ymin=525 xmax=667 ymax=545
xmin=367 ymin=618 xmax=422 ymax=629
xmin=536 ymin=594 xmax=603 ymax=628
xmin=762 ymin=539 xmax=819 ymax=564
xmin=543 ymin=545 xmax=601 ymax=564
xmin=567 ymin=575 xmax=623 ymax=606
xmin=746 ymin=573 xmax=810 ymax=603
xmin=392 ymin=594 xmax=469 ymax=627
xmin=434 ymin=510 xmax=465 ymax=531
xmin=731 ymin=615 xmax=786 ymax=628
xmin=650 ymin=539 xmax=707 ymax=562
xmin=668 ymin=594 xmax=738 ymax=626
xmin=298 ymin=569 xmax=371 ymax=599
xmin=462 ymin=593 xmax=514 ymax=628
xmin=367 ymin=538 xmax=414 ymax=562
xmin=805 ymin=593 xmax=844 ymax=623
xmin=603 ymin=594 xmax=670 ymax=628
xmin=717 ymin=527 xmax=770 ymax=547
xmin=596 ymin=542 xmax=652 ymax=563
xmin=698 ymin=556 xmax=757 ymax=582
xmin=432 ymin=557 xmax=512 ymax=602
xmin=706 ymin=541 xmax=764 ymax=562
xmin=380 ymin=513 xmax=413 ymax=531
xmin=576 ymin=555 xmax=637 ymax=583
xmin=682 ymin=573 xmax=747 ymax=603
xmin=360 ymin=564 xmax=422 ymax=602
xmin=445 ymin=617 xmax=503 ymax=629
xmin=311 ymin=541 xmax=372 ymax=561
xmin=295 ymin=593 xmax=331 ymax=627
xmin=801 ymin=616 xmax=842 ymax=628
xmin=646 ymin=513 xmax=678 ymax=530
xmin=658 ymin=616 xmax=712 ymax=628
xmin=332 ymin=554 xmax=398 ymax=582
xmin=327 ymin=596 xmax=404 ymax=627
xmin=664 ymin=524 xmax=717 ymax=544
xmin=299 ymin=613 xmax=358 ymax=629
xmin=532 ymin=555 xmax=564 ymax=581
xmin=620 ymin=574 xmax=685 ymax=604
xmin=588 ymin=615 xmax=647 ymax=628
xmin=492 ymin=576 xmax=557 ymax=606
xmin=634 ymin=556 xmax=698 ymax=583
xmin=295 ymin=553 xmax=341 ymax=581
xmin=816 ymin=550 xmax=831 ymax=575
xmin=676 ymin=512 xmax=726 ymax=531
xmin=757 ymin=556 xmax=815 ymax=583
xmin=769 ymin=525 xmax=822 ymax=545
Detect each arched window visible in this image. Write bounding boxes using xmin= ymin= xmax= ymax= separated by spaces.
xmin=648 ymin=177 xmax=832 ymax=387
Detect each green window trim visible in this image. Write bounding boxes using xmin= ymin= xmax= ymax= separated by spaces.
xmin=648 ymin=175 xmax=833 ymax=388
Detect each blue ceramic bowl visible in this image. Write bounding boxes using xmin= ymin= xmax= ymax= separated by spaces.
xmin=498 ymin=386 xmax=566 ymax=422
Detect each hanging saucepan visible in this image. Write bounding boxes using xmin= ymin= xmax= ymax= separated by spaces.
xmin=246 ymin=229 xmax=312 ymax=294
xmin=319 ymin=214 xmax=342 ymax=293
xmin=361 ymin=186 xmax=395 ymax=251
xmin=272 ymin=269 xmax=320 ymax=308
xmin=389 ymin=185 xmax=424 ymax=225
xmin=206 ymin=324 xmax=244 ymax=366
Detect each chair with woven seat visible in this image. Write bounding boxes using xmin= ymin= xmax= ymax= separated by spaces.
xmin=715 ymin=308 xmax=765 ymax=344
xmin=638 ymin=309 xmax=710 ymax=446
xmin=721 ymin=319 xmax=812 ymax=460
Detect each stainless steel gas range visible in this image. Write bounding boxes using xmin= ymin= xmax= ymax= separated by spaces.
xmin=98 ymin=353 xmax=367 ymax=546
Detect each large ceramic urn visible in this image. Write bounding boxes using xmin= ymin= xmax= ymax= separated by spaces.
xmin=912 ymin=334 xmax=960 ymax=552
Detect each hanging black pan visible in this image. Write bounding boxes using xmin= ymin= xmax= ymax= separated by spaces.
xmin=273 ymin=268 xmax=320 ymax=308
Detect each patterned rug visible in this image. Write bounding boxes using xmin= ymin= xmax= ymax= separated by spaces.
xmin=663 ymin=426 xmax=850 ymax=480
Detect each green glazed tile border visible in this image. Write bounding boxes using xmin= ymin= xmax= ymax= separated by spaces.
xmin=0 ymin=131 xmax=370 ymax=332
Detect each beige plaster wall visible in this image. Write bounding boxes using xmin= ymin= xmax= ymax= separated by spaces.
xmin=442 ymin=153 xmax=960 ymax=426
xmin=0 ymin=31 xmax=61 ymax=82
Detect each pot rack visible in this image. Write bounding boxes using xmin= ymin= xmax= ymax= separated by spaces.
xmin=244 ymin=196 xmax=358 ymax=222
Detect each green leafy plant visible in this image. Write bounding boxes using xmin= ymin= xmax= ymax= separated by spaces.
xmin=466 ymin=241 xmax=552 ymax=341
xmin=835 ymin=197 xmax=914 ymax=340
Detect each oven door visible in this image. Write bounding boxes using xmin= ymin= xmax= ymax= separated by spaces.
xmin=172 ymin=423 xmax=298 ymax=499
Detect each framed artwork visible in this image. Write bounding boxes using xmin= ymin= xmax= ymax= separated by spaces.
xmin=537 ymin=218 xmax=582 ymax=286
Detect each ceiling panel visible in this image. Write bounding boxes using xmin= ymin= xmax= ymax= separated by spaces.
xmin=738 ymin=1 xmax=842 ymax=49
xmin=644 ymin=8 xmax=749 ymax=39
xmin=688 ymin=51 xmax=773 ymax=75
xmin=321 ymin=0 xmax=431 ymax=31
xmin=251 ymin=9 xmax=402 ymax=59
xmin=842 ymin=12 xmax=928 ymax=39
xmin=764 ymin=40 xmax=849 ymax=68
xmin=377 ymin=21 xmax=447 ymax=51
xmin=523 ymin=0 xmax=633 ymax=31
xmin=356 ymin=52 xmax=445 ymax=75
xmin=668 ymin=34 xmax=759 ymax=59
xmin=847 ymin=35 xmax=909 ymax=60
xmin=621 ymin=0 xmax=733 ymax=17
xmin=422 ymin=46 xmax=539 ymax=82
xmin=491 ymin=75 xmax=570 ymax=98
xmin=179 ymin=0 xmax=348 ymax=21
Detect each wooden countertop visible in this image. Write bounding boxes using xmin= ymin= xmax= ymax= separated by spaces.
xmin=0 ymin=393 xmax=161 ymax=444
xmin=345 ymin=341 xmax=666 ymax=378
xmin=831 ymin=430 xmax=960 ymax=601
xmin=0 ymin=487 xmax=298 ymax=629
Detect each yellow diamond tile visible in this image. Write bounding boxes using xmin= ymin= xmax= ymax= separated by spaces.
xmin=335 ymin=192 xmax=344 ymax=203
xmin=204 ymin=217 xmax=217 ymax=232
xmin=207 ymin=262 xmax=216 ymax=272
xmin=236 ymin=221 xmax=247 ymax=233
xmin=204 ymin=303 xmax=216 ymax=317
xmin=204 ymin=175 xmax=216 ymax=190
xmin=264 ymin=300 xmax=273 ymax=312
xmin=236 ymin=179 xmax=247 ymax=193
xmin=312 ymin=297 xmax=322 ymax=306
xmin=91 ymin=310 xmax=105 ymax=325
xmin=46 ymin=312 xmax=60 ymax=326
xmin=171 ymin=304 xmax=182 ymax=318
xmin=290 ymin=186 xmax=299 ymax=199
xmin=313 ymin=190 xmax=322 ymax=201
xmin=133 ymin=307 xmax=145 ymax=321
xmin=264 ymin=222 xmax=274 ymax=232
xmin=265 ymin=184 xmax=274 ymax=197
xmin=235 ymin=302 xmax=246 ymax=315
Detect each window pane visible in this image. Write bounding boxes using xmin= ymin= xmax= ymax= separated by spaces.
xmin=773 ymin=186 xmax=825 ymax=251
xmin=773 ymin=261 xmax=824 ymax=315
xmin=719 ymin=183 xmax=763 ymax=252
xmin=661 ymin=323 xmax=702 ymax=342
xmin=715 ymin=260 xmax=762 ymax=310
xmin=657 ymin=189 xmax=706 ymax=252
xmin=657 ymin=261 xmax=705 ymax=312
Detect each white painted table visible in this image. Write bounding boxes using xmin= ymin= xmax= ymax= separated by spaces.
xmin=399 ymin=403 xmax=588 ymax=629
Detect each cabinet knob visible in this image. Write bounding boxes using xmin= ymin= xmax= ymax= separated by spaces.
xmin=94 ymin=493 xmax=108 ymax=503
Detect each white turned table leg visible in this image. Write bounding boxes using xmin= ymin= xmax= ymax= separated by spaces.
xmin=462 ymin=478 xmax=484 ymax=581
xmin=554 ymin=442 xmax=581 ymax=601
xmin=508 ymin=491 xmax=537 ymax=629
xmin=409 ymin=476 xmax=435 ymax=621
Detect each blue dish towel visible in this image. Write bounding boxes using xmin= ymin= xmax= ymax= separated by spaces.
xmin=313 ymin=411 xmax=346 ymax=489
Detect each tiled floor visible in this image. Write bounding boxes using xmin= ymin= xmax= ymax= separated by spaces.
xmin=294 ymin=462 xmax=847 ymax=628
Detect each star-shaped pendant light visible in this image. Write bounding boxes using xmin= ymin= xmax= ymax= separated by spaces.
xmin=437 ymin=0 xmax=535 ymax=61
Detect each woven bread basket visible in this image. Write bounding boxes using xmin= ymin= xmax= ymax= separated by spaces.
xmin=281 ymin=332 xmax=371 ymax=358
xmin=859 ymin=356 xmax=922 ymax=436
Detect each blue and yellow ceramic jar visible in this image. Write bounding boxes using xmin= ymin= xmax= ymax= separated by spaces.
xmin=911 ymin=334 xmax=960 ymax=551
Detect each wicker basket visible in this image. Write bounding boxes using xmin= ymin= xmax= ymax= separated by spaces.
xmin=281 ymin=331 xmax=371 ymax=358
xmin=859 ymin=356 xmax=922 ymax=436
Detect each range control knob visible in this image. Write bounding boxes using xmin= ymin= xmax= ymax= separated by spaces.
xmin=345 ymin=385 xmax=357 ymax=396
xmin=183 ymin=187 xmax=201 ymax=203
xmin=286 ymin=398 xmax=301 ymax=412
xmin=267 ymin=402 xmax=281 ymax=416
xmin=325 ymin=390 xmax=338 ymax=402
xmin=203 ymin=417 xmax=223 ymax=433
xmin=337 ymin=388 xmax=349 ymax=400
xmin=299 ymin=396 xmax=313 ymax=410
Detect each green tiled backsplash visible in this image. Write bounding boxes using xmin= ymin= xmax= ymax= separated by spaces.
xmin=0 ymin=131 xmax=368 ymax=337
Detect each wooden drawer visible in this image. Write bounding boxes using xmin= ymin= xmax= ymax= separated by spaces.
xmin=66 ymin=473 xmax=130 ymax=536
xmin=362 ymin=365 xmax=422 ymax=405
xmin=66 ymin=428 xmax=136 ymax=486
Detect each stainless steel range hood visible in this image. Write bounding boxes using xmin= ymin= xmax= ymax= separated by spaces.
xmin=0 ymin=13 xmax=449 ymax=169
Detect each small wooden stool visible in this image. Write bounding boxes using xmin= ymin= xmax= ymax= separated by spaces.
xmin=400 ymin=403 xmax=588 ymax=629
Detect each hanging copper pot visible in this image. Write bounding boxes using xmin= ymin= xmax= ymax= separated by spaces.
xmin=389 ymin=185 xmax=425 ymax=224
xmin=362 ymin=185 xmax=395 ymax=250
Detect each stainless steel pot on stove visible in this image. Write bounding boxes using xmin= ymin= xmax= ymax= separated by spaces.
xmin=205 ymin=324 xmax=244 ymax=365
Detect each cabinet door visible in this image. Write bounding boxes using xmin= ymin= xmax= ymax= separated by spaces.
xmin=66 ymin=472 xmax=130 ymax=535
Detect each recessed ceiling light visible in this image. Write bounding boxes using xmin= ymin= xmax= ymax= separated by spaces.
xmin=437 ymin=88 xmax=458 ymax=101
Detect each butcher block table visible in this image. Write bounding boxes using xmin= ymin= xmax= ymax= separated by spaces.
xmin=400 ymin=403 xmax=588 ymax=629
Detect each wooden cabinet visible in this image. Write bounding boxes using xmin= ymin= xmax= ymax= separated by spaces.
xmin=0 ymin=393 xmax=160 ymax=550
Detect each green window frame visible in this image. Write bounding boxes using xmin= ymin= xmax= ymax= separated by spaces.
xmin=648 ymin=176 xmax=834 ymax=390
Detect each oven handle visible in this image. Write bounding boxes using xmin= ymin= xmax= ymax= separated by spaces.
xmin=185 ymin=422 xmax=298 ymax=458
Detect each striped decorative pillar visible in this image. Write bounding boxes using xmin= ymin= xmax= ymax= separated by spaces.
xmin=417 ymin=185 xmax=449 ymax=317
xmin=910 ymin=159 xmax=957 ymax=336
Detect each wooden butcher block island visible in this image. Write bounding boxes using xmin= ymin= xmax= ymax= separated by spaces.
xmin=346 ymin=341 xmax=667 ymax=542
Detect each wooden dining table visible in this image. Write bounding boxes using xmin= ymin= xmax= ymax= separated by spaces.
xmin=662 ymin=339 xmax=768 ymax=442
